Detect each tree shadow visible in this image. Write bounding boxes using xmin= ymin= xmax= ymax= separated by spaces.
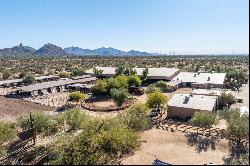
xmin=223 ymin=140 xmax=249 ymax=165
xmin=185 ymin=132 xmax=220 ymax=153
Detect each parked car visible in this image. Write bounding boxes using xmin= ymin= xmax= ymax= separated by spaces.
xmin=204 ymin=163 xmax=219 ymax=165
xmin=128 ymin=86 xmax=144 ymax=95
xmin=152 ymin=159 xmax=172 ymax=165
xmin=149 ymin=109 xmax=160 ymax=117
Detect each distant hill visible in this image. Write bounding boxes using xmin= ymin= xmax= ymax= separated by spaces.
xmin=94 ymin=47 xmax=126 ymax=55
xmin=34 ymin=43 xmax=69 ymax=56
xmin=0 ymin=44 xmax=157 ymax=56
xmin=127 ymin=50 xmax=152 ymax=56
xmin=64 ymin=47 xmax=97 ymax=55
xmin=64 ymin=46 xmax=154 ymax=56
xmin=0 ymin=43 xmax=36 ymax=56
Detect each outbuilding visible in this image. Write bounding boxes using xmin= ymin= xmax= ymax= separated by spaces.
xmin=167 ymin=93 xmax=218 ymax=119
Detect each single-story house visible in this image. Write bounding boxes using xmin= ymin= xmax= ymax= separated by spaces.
xmin=0 ymin=75 xmax=59 ymax=87
xmin=172 ymin=72 xmax=226 ymax=89
xmin=192 ymin=89 xmax=231 ymax=96
xmin=167 ymin=93 xmax=218 ymax=119
xmin=16 ymin=77 xmax=97 ymax=96
xmin=86 ymin=66 xmax=180 ymax=81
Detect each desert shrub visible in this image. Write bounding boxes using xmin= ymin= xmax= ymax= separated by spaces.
xmin=0 ymin=121 xmax=17 ymax=156
xmin=225 ymin=110 xmax=249 ymax=141
xmin=54 ymin=113 xmax=65 ymax=131
xmin=17 ymin=112 xmax=57 ymax=135
xmin=58 ymin=72 xmax=70 ymax=78
xmin=22 ymin=74 xmax=35 ymax=85
xmin=64 ymin=109 xmax=88 ymax=130
xmin=145 ymin=84 xmax=160 ymax=94
xmin=155 ymin=80 xmax=170 ymax=92
xmin=118 ymin=103 xmax=152 ymax=131
xmin=189 ymin=111 xmax=219 ymax=131
xmin=71 ymin=67 xmax=85 ymax=76
xmin=49 ymin=118 xmax=139 ymax=165
xmin=2 ymin=70 xmax=11 ymax=80
xmin=68 ymin=91 xmax=86 ymax=104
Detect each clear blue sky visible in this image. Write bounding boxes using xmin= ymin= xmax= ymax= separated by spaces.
xmin=0 ymin=0 xmax=249 ymax=54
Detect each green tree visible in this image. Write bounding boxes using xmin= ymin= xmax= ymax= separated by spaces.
xmin=190 ymin=111 xmax=219 ymax=133
xmin=59 ymin=72 xmax=70 ymax=78
xmin=110 ymin=88 xmax=131 ymax=107
xmin=68 ymin=91 xmax=86 ymax=105
xmin=146 ymin=91 xmax=167 ymax=111
xmin=225 ymin=110 xmax=249 ymax=143
xmin=106 ymin=78 xmax=122 ymax=93
xmin=224 ymin=110 xmax=249 ymax=162
xmin=226 ymin=69 xmax=248 ymax=90
xmin=91 ymin=79 xmax=108 ymax=95
xmin=146 ymin=92 xmax=168 ymax=126
xmin=115 ymin=75 xmax=129 ymax=89
xmin=115 ymin=66 xmax=125 ymax=76
xmin=0 ymin=121 xmax=17 ymax=156
xmin=123 ymin=67 xmax=137 ymax=76
xmin=218 ymin=92 xmax=237 ymax=109
xmin=127 ymin=75 xmax=142 ymax=87
xmin=93 ymin=67 xmax=103 ymax=78
xmin=140 ymin=67 xmax=149 ymax=81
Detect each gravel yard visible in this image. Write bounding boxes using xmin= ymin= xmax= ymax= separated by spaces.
xmin=122 ymin=128 xmax=229 ymax=165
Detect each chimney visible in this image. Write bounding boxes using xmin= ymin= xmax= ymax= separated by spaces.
xmin=190 ymin=93 xmax=194 ymax=97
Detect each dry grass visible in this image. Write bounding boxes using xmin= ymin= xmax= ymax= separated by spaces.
xmin=0 ymin=96 xmax=56 ymax=122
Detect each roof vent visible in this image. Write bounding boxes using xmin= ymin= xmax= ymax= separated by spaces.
xmin=194 ymin=74 xmax=196 ymax=77
xmin=185 ymin=96 xmax=190 ymax=101
xmin=208 ymin=76 xmax=211 ymax=81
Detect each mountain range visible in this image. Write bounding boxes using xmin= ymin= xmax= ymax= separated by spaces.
xmin=0 ymin=43 xmax=157 ymax=56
